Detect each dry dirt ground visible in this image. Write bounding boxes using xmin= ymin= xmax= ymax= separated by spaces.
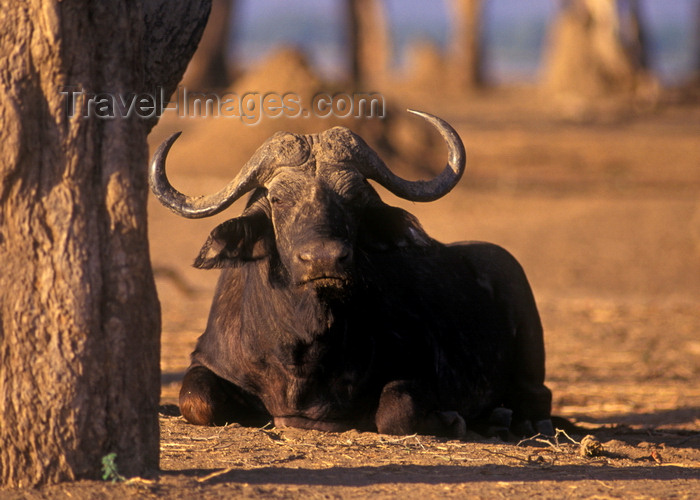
xmin=8 ymin=86 xmax=700 ymax=498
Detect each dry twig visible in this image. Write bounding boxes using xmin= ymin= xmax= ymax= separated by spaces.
xmin=196 ymin=467 xmax=234 ymax=483
xmin=379 ymin=433 xmax=426 ymax=450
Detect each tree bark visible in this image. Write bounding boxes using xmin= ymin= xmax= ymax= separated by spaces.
xmin=346 ymin=0 xmax=392 ymax=88
xmin=449 ymin=0 xmax=484 ymax=89
xmin=0 ymin=0 xmax=210 ymax=488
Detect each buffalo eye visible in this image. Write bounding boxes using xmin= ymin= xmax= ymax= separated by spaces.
xmin=268 ymin=193 xmax=293 ymax=210
xmin=269 ymin=194 xmax=287 ymax=206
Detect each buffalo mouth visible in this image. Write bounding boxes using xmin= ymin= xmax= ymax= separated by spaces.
xmin=299 ymin=275 xmax=349 ymax=289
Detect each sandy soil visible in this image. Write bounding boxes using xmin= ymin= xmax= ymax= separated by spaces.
xmin=8 ymin=86 xmax=700 ymax=499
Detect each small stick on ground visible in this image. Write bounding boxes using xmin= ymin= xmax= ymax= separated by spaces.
xmin=196 ymin=467 xmax=235 ymax=483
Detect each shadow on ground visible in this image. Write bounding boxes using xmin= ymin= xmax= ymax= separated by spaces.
xmin=166 ymin=463 xmax=699 ymax=487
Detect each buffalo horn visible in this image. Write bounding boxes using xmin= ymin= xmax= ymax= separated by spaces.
xmin=358 ymin=109 xmax=466 ymax=202
xmin=149 ymin=131 xmax=281 ymax=219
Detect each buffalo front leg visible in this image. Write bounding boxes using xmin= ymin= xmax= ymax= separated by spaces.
xmin=507 ymin=292 xmax=554 ymax=436
xmin=375 ymin=380 xmax=466 ymax=438
xmin=462 ymin=242 xmax=553 ymax=436
xmin=179 ymin=365 xmax=270 ymax=426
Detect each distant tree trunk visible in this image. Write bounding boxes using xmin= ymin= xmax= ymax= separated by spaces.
xmin=449 ymin=0 xmax=484 ymax=89
xmin=0 ymin=0 xmax=210 ymax=488
xmin=346 ymin=0 xmax=392 ymax=87
xmin=542 ymin=0 xmax=648 ymax=98
xmin=696 ymin=0 xmax=700 ymax=78
xmin=182 ymin=0 xmax=235 ymax=90
xmin=625 ymin=0 xmax=649 ymax=69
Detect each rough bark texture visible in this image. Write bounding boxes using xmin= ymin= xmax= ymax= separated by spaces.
xmin=541 ymin=0 xmax=646 ymax=98
xmin=449 ymin=0 xmax=484 ymax=89
xmin=0 ymin=0 xmax=210 ymax=488
xmin=347 ymin=0 xmax=392 ymax=88
xmin=181 ymin=0 xmax=235 ymax=90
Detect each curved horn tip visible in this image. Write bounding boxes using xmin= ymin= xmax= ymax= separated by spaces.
xmin=406 ymin=109 xmax=456 ymax=131
xmin=405 ymin=108 xmax=465 ymax=156
xmin=156 ymin=131 xmax=183 ymax=155
xmin=150 ymin=132 xmax=184 ymax=176
xmin=406 ymin=108 xmax=429 ymax=118
xmin=149 ymin=129 xmax=270 ymax=219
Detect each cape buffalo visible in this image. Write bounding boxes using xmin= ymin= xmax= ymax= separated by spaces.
xmin=150 ymin=110 xmax=553 ymax=438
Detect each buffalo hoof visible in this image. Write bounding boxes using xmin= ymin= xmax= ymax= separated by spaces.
xmin=535 ymin=418 xmax=555 ymax=436
xmin=375 ymin=381 xmax=422 ymax=435
xmin=180 ymin=390 xmax=216 ymax=426
xmin=179 ymin=367 xmax=223 ymax=426
xmin=424 ymin=410 xmax=467 ymax=439
xmin=512 ymin=417 xmax=555 ymax=438
xmin=486 ymin=407 xmax=513 ymax=440
xmin=375 ymin=381 xmax=467 ymax=438
xmin=179 ymin=365 xmax=271 ymax=426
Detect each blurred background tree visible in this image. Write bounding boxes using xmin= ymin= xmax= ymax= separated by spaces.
xmin=541 ymin=0 xmax=654 ymax=99
xmin=449 ymin=0 xmax=484 ymax=89
xmin=346 ymin=0 xmax=392 ymax=87
xmin=180 ymin=0 xmax=700 ymax=98
xmin=695 ymin=0 xmax=700 ymax=82
xmin=181 ymin=0 xmax=237 ymax=89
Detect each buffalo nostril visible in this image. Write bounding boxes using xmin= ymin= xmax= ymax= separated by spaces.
xmin=296 ymin=243 xmax=352 ymax=266
xmin=297 ymin=251 xmax=314 ymax=262
xmin=337 ymin=247 xmax=350 ymax=261
xmin=326 ymin=245 xmax=352 ymax=266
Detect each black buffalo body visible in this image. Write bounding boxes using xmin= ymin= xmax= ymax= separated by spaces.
xmin=150 ymin=111 xmax=553 ymax=438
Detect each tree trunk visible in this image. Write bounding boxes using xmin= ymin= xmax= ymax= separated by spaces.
xmin=625 ymin=0 xmax=649 ymax=69
xmin=541 ymin=0 xmax=645 ymax=98
xmin=181 ymin=0 xmax=236 ymax=90
xmin=346 ymin=0 xmax=392 ymax=87
xmin=449 ymin=0 xmax=484 ymax=89
xmin=696 ymin=0 xmax=700 ymax=77
xmin=0 ymin=0 xmax=210 ymax=488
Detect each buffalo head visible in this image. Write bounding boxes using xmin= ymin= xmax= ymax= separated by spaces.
xmin=150 ymin=110 xmax=466 ymax=295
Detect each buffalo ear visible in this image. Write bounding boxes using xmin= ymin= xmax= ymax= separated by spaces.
xmin=194 ymin=213 xmax=273 ymax=269
xmin=358 ymin=205 xmax=433 ymax=251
